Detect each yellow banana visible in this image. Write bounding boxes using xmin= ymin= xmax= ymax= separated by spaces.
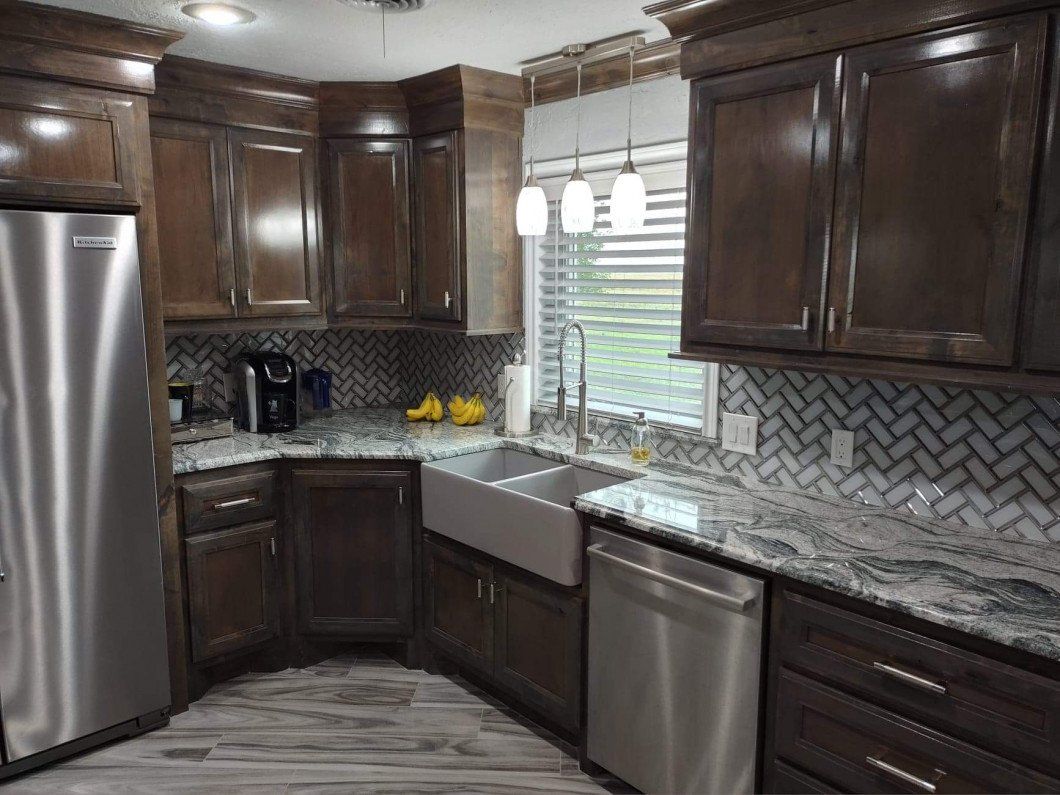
xmin=472 ymin=398 xmax=486 ymax=425
xmin=448 ymin=395 xmax=467 ymax=414
xmin=405 ymin=392 xmax=433 ymax=421
xmin=427 ymin=393 xmax=444 ymax=422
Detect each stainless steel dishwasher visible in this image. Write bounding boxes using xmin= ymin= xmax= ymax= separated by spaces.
xmin=587 ymin=526 xmax=766 ymax=794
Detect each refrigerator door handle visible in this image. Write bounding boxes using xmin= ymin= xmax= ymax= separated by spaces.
xmin=0 ymin=538 xmax=6 ymax=581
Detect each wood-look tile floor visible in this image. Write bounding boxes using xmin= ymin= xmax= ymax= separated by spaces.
xmin=3 ymin=653 xmax=633 ymax=794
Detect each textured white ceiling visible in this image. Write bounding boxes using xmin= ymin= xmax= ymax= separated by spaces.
xmin=37 ymin=0 xmax=667 ymax=81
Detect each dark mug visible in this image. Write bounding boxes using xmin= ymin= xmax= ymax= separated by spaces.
xmin=302 ymin=369 xmax=332 ymax=411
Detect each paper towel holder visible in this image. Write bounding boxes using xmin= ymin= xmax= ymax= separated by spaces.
xmin=495 ymin=353 xmax=537 ymax=438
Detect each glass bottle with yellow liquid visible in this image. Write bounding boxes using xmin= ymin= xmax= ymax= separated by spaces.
xmin=630 ymin=411 xmax=651 ymax=466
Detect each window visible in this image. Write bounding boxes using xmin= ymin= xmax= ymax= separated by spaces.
xmin=527 ymin=143 xmax=718 ymax=434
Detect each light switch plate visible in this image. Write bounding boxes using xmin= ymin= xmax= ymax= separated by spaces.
xmin=830 ymin=428 xmax=855 ymax=468
xmin=721 ymin=412 xmax=758 ymax=456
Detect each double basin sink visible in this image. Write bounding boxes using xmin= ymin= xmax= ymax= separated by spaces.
xmin=421 ymin=450 xmax=636 ymax=586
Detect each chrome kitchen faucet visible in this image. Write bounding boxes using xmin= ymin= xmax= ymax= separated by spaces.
xmin=557 ymin=319 xmax=595 ymax=455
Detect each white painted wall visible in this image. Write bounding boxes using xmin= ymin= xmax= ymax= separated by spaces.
xmin=525 ymin=74 xmax=690 ymax=163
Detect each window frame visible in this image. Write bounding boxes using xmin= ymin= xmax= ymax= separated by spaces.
xmin=523 ymin=141 xmax=719 ymax=438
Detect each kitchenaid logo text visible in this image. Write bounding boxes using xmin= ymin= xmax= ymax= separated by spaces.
xmin=72 ymin=236 xmax=118 ymax=249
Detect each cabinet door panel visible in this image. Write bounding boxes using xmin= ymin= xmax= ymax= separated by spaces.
xmin=827 ymin=18 xmax=1045 ymax=364
xmin=424 ymin=537 xmax=492 ymax=673
xmin=493 ymin=569 xmax=582 ymax=730
xmin=328 ymin=138 xmax=412 ymax=317
xmin=292 ymin=470 xmax=413 ymax=637
xmin=151 ymin=118 xmax=236 ymax=320
xmin=0 ymin=77 xmax=139 ymax=206
xmin=185 ymin=521 xmax=280 ymax=662
xmin=683 ymin=55 xmax=841 ymax=351
xmin=413 ymin=131 xmax=462 ymax=322
xmin=1022 ymin=17 xmax=1060 ymax=371
xmin=230 ymin=128 xmax=321 ymax=317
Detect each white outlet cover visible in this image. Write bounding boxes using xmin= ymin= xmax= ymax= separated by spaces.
xmin=830 ymin=428 xmax=855 ymax=468
xmin=721 ymin=412 xmax=758 ymax=456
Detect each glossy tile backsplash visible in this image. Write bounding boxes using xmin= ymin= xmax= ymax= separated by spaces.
xmin=166 ymin=330 xmax=1060 ymax=542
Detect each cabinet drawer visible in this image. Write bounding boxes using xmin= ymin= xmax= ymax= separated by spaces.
xmin=182 ymin=470 xmax=278 ymax=533
xmin=777 ymin=591 xmax=1060 ymax=773
xmin=766 ymin=760 xmax=839 ymax=794
xmin=775 ymin=670 xmax=1060 ymax=793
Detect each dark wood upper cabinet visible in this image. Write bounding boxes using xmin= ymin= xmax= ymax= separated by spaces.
xmin=826 ymin=17 xmax=1045 ymax=366
xmin=683 ymin=54 xmax=841 ymax=352
xmin=184 ymin=520 xmax=281 ymax=663
xmin=1022 ymin=17 xmax=1060 ymax=372
xmin=291 ymin=469 xmax=413 ymax=637
xmin=151 ymin=118 xmax=236 ymax=320
xmin=229 ymin=127 xmax=322 ymax=317
xmin=0 ymin=76 xmax=140 ymax=207
xmin=423 ymin=536 xmax=493 ymax=675
xmin=413 ymin=130 xmax=462 ymax=323
xmin=328 ymin=138 xmax=412 ymax=318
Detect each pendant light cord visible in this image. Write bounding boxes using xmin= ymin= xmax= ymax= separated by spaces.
xmin=574 ymin=63 xmax=582 ymax=171
xmin=529 ymin=74 xmax=537 ymax=176
xmin=626 ymin=44 xmax=634 ymax=161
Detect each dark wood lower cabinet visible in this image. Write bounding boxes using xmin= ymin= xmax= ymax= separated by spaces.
xmin=184 ymin=520 xmax=281 ymax=663
xmin=423 ymin=534 xmax=584 ymax=732
xmin=291 ymin=469 xmax=413 ymax=637
xmin=493 ymin=569 xmax=582 ymax=731
xmin=423 ymin=536 xmax=494 ymax=674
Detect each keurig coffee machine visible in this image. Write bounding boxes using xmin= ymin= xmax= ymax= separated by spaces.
xmin=232 ymin=352 xmax=299 ymax=433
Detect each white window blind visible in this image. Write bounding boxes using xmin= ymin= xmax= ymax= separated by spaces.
xmin=532 ymin=154 xmax=706 ymax=431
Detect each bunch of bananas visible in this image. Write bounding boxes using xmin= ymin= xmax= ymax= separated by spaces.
xmin=406 ymin=392 xmax=443 ymax=422
xmin=449 ymin=393 xmax=486 ymax=426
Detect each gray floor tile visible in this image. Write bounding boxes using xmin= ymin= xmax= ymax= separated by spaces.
xmin=411 ymin=677 xmax=504 ymax=709
xmin=286 ymin=769 xmax=612 ymax=793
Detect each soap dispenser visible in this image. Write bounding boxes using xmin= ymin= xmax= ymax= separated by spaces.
xmin=631 ymin=411 xmax=651 ymax=466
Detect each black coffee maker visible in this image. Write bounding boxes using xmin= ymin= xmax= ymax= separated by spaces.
xmin=232 ymin=352 xmax=299 ymax=433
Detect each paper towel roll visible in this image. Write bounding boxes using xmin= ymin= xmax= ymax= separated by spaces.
xmin=502 ymin=360 xmax=532 ymax=434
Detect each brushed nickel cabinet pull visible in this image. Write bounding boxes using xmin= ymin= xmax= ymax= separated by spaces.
xmin=800 ymin=306 xmax=810 ymax=331
xmin=827 ymin=306 xmax=837 ymax=333
xmin=398 ymin=486 xmax=404 ymax=505
xmin=214 ymin=496 xmax=255 ymax=510
xmin=866 ymin=755 xmax=939 ymax=793
xmin=229 ymin=287 xmax=236 ymax=308
xmin=476 ymin=578 xmax=483 ymax=600
xmin=444 ymin=291 xmax=452 ymax=309
xmin=269 ymin=537 xmax=277 ymax=558
xmin=246 ymin=288 xmax=253 ymax=306
xmin=400 ymin=289 xmax=406 ymax=305
xmin=489 ymin=582 xmax=503 ymax=605
xmin=873 ymin=661 xmax=948 ymax=694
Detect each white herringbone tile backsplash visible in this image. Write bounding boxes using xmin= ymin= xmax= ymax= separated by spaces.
xmin=167 ymin=330 xmax=1060 ymax=542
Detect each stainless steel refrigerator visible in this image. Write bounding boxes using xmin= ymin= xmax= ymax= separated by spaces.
xmin=0 ymin=210 xmax=170 ymax=770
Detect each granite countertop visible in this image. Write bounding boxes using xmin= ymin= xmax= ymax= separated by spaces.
xmin=173 ymin=408 xmax=1060 ymax=663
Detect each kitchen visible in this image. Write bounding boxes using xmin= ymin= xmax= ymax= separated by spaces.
xmin=0 ymin=0 xmax=1058 ymax=792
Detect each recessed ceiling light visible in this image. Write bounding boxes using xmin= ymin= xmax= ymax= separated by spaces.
xmin=181 ymin=3 xmax=256 ymax=26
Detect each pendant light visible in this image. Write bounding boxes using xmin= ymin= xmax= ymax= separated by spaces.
xmin=610 ymin=44 xmax=647 ymax=230
xmin=560 ymin=63 xmax=595 ymax=234
xmin=516 ymin=74 xmax=548 ymax=236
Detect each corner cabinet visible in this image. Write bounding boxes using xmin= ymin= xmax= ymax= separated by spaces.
xmin=291 ymin=469 xmax=414 ymax=637
xmin=151 ymin=120 xmax=322 ymax=323
xmin=423 ymin=534 xmax=583 ymax=731
xmin=412 ymin=127 xmax=523 ymax=333
xmin=678 ymin=14 xmax=1054 ymax=390
xmin=413 ymin=131 xmax=462 ymax=323
xmin=327 ymin=138 xmax=412 ymax=318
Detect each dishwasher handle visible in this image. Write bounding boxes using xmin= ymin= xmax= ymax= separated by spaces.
xmin=588 ymin=544 xmax=756 ymax=612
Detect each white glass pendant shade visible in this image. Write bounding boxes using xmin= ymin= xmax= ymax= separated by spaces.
xmin=610 ymin=161 xmax=647 ymax=230
xmin=561 ymin=169 xmax=595 ymax=233
xmin=516 ymin=175 xmax=548 ymax=236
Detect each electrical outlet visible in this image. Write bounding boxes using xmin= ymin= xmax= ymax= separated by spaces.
xmin=830 ymin=428 xmax=855 ymax=468
xmin=721 ymin=412 xmax=758 ymax=456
